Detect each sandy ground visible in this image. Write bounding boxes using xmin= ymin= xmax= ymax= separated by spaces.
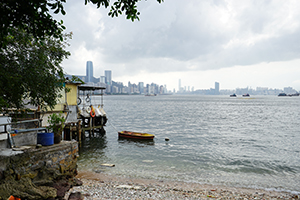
xmin=64 ymin=170 xmax=299 ymax=199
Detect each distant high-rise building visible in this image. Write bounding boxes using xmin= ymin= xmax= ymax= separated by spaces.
xmin=178 ymin=79 xmax=181 ymax=92
xmin=105 ymin=70 xmax=112 ymax=85
xmin=215 ymin=82 xmax=220 ymax=95
xmin=100 ymin=76 xmax=106 ymax=83
xmin=138 ymin=82 xmax=144 ymax=94
xmin=86 ymin=61 xmax=93 ymax=83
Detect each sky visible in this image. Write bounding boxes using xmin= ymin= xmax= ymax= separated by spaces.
xmin=58 ymin=0 xmax=300 ymax=92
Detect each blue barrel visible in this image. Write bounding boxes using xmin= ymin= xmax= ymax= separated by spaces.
xmin=37 ymin=132 xmax=54 ymax=146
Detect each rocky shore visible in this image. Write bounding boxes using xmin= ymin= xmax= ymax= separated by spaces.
xmin=65 ymin=171 xmax=299 ymax=199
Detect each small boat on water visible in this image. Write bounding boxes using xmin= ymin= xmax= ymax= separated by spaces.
xmin=118 ymin=131 xmax=155 ymax=140
xmin=288 ymin=93 xmax=299 ymax=97
xmin=278 ymin=93 xmax=287 ymax=96
xmin=145 ymin=94 xmax=157 ymax=96
xmin=230 ymin=94 xmax=237 ymax=97
xmin=242 ymin=93 xmax=250 ymax=97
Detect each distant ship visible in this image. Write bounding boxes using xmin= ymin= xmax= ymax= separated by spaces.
xmin=278 ymin=93 xmax=287 ymax=96
xmin=145 ymin=94 xmax=157 ymax=96
xmin=288 ymin=93 xmax=299 ymax=97
xmin=230 ymin=94 xmax=237 ymax=97
xmin=242 ymin=93 xmax=250 ymax=97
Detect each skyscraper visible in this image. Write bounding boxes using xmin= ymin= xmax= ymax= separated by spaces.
xmin=105 ymin=70 xmax=112 ymax=85
xmin=100 ymin=76 xmax=106 ymax=83
xmin=215 ymin=82 xmax=220 ymax=95
xmin=178 ymin=79 xmax=181 ymax=92
xmin=138 ymin=82 xmax=144 ymax=94
xmin=86 ymin=61 xmax=93 ymax=83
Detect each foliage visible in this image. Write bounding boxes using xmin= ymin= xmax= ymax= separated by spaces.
xmin=47 ymin=112 xmax=66 ymax=136
xmin=0 ymin=1 xmax=66 ymax=48
xmin=0 ymin=30 xmax=72 ymax=110
xmin=70 ymin=75 xmax=85 ymax=84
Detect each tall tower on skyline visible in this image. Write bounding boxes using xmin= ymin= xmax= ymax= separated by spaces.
xmin=138 ymin=82 xmax=144 ymax=94
xmin=215 ymin=82 xmax=220 ymax=95
xmin=86 ymin=61 xmax=93 ymax=83
xmin=178 ymin=79 xmax=181 ymax=92
xmin=105 ymin=70 xmax=112 ymax=85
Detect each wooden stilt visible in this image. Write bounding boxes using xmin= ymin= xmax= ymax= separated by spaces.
xmin=70 ymin=123 xmax=73 ymax=141
xmin=78 ymin=121 xmax=82 ymax=146
xmin=89 ymin=117 xmax=92 ymax=138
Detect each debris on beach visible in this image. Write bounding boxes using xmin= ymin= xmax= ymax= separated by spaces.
xmin=142 ymin=160 xmax=154 ymax=163
xmin=100 ymin=163 xmax=115 ymax=167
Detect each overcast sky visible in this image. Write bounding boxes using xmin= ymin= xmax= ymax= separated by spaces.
xmin=59 ymin=0 xmax=300 ymax=91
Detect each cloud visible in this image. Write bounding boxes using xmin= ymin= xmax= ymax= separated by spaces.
xmin=58 ymin=0 xmax=300 ymax=90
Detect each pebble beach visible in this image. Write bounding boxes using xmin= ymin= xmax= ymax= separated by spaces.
xmin=64 ymin=171 xmax=299 ymax=199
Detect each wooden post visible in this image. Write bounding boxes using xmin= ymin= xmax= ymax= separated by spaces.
xmin=92 ymin=117 xmax=95 ymax=137
xmin=70 ymin=123 xmax=73 ymax=141
xmin=78 ymin=120 xmax=82 ymax=146
xmin=89 ymin=117 xmax=92 ymax=138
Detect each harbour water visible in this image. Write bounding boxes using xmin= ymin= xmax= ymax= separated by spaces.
xmin=78 ymin=95 xmax=300 ymax=194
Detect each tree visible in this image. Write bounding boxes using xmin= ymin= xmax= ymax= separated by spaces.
xmin=0 ymin=29 xmax=71 ymax=110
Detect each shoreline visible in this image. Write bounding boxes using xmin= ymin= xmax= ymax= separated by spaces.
xmin=65 ymin=170 xmax=298 ymax=199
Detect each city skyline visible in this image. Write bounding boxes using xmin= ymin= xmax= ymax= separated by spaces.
xmin=69 ymin=61 xmax=298 ymax=95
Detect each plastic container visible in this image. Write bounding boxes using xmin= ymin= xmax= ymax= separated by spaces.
xmin=37 ymin=132 xmax=54 ymax=146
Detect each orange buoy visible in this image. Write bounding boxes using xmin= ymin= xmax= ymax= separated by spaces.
xmin=90 ymin=110 xmax=96 ymax=117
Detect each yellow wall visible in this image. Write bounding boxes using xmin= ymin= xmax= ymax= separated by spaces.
xmin=66 ymin=84 xmax=78 ymax=106
xmin=49 ymin=83 xmax=79 ymax=111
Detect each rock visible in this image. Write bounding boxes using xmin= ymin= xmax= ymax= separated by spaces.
xmin=94 ymin=169 xmax=105 ymax=173
xmin=68 ymin=192 xmax=83 ymax=200
xmin=73 ymin=178 xmax=83 ymax=187
xmin=53 ymin=179 xmax=71 ymax=199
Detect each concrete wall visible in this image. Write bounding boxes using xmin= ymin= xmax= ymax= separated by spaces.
xmin=0 ymin=133 xmax=8 ymax=149
xmin=0 ymin=140 xmax=79 ymax=200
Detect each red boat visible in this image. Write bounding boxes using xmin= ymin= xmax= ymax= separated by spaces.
xmin=118 ymin=131 xmax=155 ymax=140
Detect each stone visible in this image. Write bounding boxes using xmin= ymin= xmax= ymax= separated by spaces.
xmin=53 ymin=179 xmax=71 ymax=199
xmin=68 ymin=192 xmax=83 ymax=200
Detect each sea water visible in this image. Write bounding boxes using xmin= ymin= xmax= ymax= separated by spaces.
xmin=78 ymin=95 xmax=300 ymax=193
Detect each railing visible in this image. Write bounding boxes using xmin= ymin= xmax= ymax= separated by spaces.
xmin=0 ymin=119 xmax=46 ymax=148
xmin=0 ymin=119 xmax=42 ymax=133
